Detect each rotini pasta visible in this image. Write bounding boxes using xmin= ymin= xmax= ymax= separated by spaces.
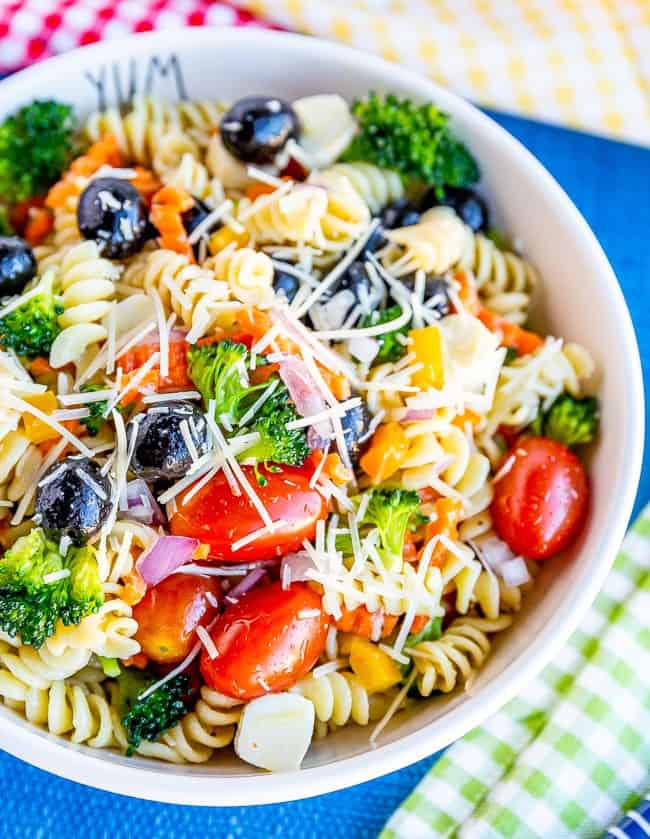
xmin=382 ymin=206 xmax=470 ymax=276
xmin=204 ymin=245 xmax=275 ymax=307
xmin=459 ymin=232 xmax=538 ymax=325
xmin=309 ymin=162 xmax=404 ymax=214
xmin=411 ymin=615 xmax=513 ymax=696
xmin=121 ymin=248 xmax=229 ymax=341
xmin=49 ymin=241 xmax=120 ymax=368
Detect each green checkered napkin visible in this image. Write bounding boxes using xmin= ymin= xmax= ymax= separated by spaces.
xmin=381 ymin=507 xmax=650 ymax=839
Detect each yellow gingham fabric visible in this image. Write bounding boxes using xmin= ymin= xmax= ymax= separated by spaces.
xmin=237 ymin=0 xmax=650 ymax=146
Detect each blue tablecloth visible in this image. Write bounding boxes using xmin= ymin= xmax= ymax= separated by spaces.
xmin=0 ymin=110 xmax=648 ymax=839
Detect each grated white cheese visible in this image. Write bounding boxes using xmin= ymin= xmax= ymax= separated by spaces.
xmin=179 ymin=419 xmax=199 ymax=463
xmin=7 ymin=394 xmax=92 ymax=457
xmin=369 ymin=671 xmax=416 ymax=745
xmin=297 ymin=609 xmax=321 ymax=620
xmin=142 ymin=390 xmax=201 ymax=403
xmin=75 ymin=468 xmax=108 ymax=501
xmin=43 ymin=568 xmax=71 ymax=585
xmin=312 ymin=658 xmax=347 ymax=679
xmin=237 ymin=378 xmax=279 ymax=427
xmin=492 ymin=454 xmax=516 ymax=484
xmin=230 ymin=520 xmax=287 ymax=552
xmin=196 ymin=625 xmax=219 ymax=659
xmin=285 ymin=397 xmax=362 ymax=431
xmin=103 ymin=351 xmax=160 ymax=417
xmin=187 ymin=199 xmax=232 ymax=245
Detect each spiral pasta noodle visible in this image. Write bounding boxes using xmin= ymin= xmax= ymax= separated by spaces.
xmin=0 ymin=635 xmax=92 ymax=690
xmin=382 ymin=207 xmax=470 ymax=276
xmin=157 ymin=687 xmax=242 ymax=763
xmin=293 ymin=670 xmax=397 ymax=735
xmin=48 ymin=241 xmax=120 ymax=369
xmin=459 ymin=232 xmax=537 ymax=325
xmin=165 ymin=152 xmax=225 ymax=208
xmin=45 ymin=599 xmax=141 ymax=661
xmin=411 ymin=615 xmax=513 ymax=696
xmin=237 ymin=175 xmax=370 ymax=258
xmin=309 ymin=162 xmax=404 ymax=214
xmin=401 ymin=421 xmax=493 ymax=519
xmin=0 ymin=431 xmax=43 ymax=519
xmin=204 ymin=246 xmax=275 ymax=307
xmin=121 ymin=248 xmax=229 ymax=341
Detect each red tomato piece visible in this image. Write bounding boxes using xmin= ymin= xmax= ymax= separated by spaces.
xmin=200 ymin=581 xmax=328 ymax=700
xmin=133 ymin=574 xmax=220 ymax=664
xmin=118 ymin=332 xmax=192 ymax=391
xmin=170 ymin=463 xmax=327 ymax=562
xmin=491 ymin=436 xmax=589 ymax=560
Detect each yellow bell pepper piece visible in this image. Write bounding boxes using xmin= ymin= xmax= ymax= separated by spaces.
xmin=348 ymin=636 xmax=402 ymax=693
xmin=208 ymin=226 xmax=249 ymax=255
xmin=22 ymin=391 xmax=59 ymax=444
xmin=409 ymin=325 xmax=444 ymax=390
xmin=359 ymin=421 xmax=408 ymax=485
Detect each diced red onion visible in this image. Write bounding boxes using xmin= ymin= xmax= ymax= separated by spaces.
xmin=280 ymin=550 xmax=316 ymax=584
xmin=500 ymin=557 xmax=531 ymax=587
xmin=278 ymin=356 xmax=326 ymax=419
xmin=226 ymin=568 xmax=267 ymax=602
xmin=120 ymin=478 xmax=165 ymax=526
xmin=136 ymin=535 xmax=199 ymax=586
xmin=348 ymin=335 xmax=379 ymax=365
xmin=476 ymin=535 xmax=515 ymax=572
xmin=140 ymin=327 xmax=188 ymax=346
xmin=402 ymin=408 xmax=436 ymax=422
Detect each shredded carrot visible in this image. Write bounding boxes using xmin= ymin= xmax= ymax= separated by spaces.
xmin=196 ymin=330 xmax=227 ymax=348
xmin=24 ymin=207 xmax=53 ymax=245
xmin=359 ymin=422 xmax=408 ymax=484
xmin=46 ymin=133 xmax=123 ymax=209
xmin=453 ymin=269 xmax=481 ymax=314
xmin=336 ymin=606 xmax=399 ymax=639
xmin=123 ymin=652 xmax=149 ymax=670
xmin=37 ymin=419 xmax=84 ymax=455
xmin=409 ymin=614 xmax=431 ymax=636
xmin=150 ymin=184 xmax=195 ymax=260
xmin=245 ymin=176 xmax=292 ymax=202
xmin=312 ymin=451 xmax=354 ymax=486
xmin=28 ymin=356 xmax=55 ymax=378
xmin=129 ymin=166 xmax=161 ymax=204
xmin=120 ymin=570 xmax=147 ymax=606
xmin=9 ymin=196 xmax=45 ymax=234
xmin=478 ymin=308 xmax=544 ymax=355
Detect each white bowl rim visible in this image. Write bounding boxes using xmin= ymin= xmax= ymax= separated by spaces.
xmin=0 ymin=26 xmax=644 ymax=806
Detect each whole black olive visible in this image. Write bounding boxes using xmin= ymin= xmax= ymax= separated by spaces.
xmin=220 ymin=96 xmax=299 ymax=164
xmin=129 ymin=402 xmax=210 ymax=482
xmin=35 ymin=456 xmax=111 ymax=545
xmin=399 ymin=276 xmax=452 ymax=319
xmin=273 ymin=269 xmax=300 ymax=303
xmin=181 ymin=197 xmax=214 ymax=257
xmin=421 ymin=186 xmax=488 ymax=232
xmin=379 ymin=198 xmax=421 ymax=231
xmin=0 ymin=236 xmax=37 ymax=296
xmin=339 ymin=261 xmax=382 ymax=314
xmin=341 ymin=401 xmax=372 ymax=468
xmin=77 ymin=177 xmax=149 ymax=259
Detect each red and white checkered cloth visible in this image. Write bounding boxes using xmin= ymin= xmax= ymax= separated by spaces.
xmin=0 ymin=0 xmax=277 ymax=74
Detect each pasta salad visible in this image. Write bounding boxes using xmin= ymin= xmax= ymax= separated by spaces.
xmin=0 ymin=92 xmax=598 ymax=771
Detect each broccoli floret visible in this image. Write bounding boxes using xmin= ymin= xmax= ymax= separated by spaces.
xmin=534 ymin=393 xmax=599 ymax=447
xmin=341 ymin=93 xmax=479 ymax=189
xmin=399 ymin=615 xmax=443 ymax=676
xmin=0 ymin=100 xmax=78 ymax=204
xmin=360 ymin=488 xmax=421 ymax=571
xmin=0 ymin=528 xmax=104 ymax=648
xmin=0 ymin=272 xmax=62 ymax=357
xmin=361 ymin=305 xmax=409 ymax=363
xmin=188 ymin=341 xmax=308 ymax=473
xmin=244 ymin=382 xmax=309 ymax=480
xmin=79 ymin=383 xmax=109 ymax=437
xmin=59 ymin=544 xmax=103 ymax=626
xmin=118 ymin=667 xmax=190 ymax=750
xmin=188 ymin=339 xmax=261 ymax=419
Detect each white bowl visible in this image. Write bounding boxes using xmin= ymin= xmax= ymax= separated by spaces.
xmin=0 ymin=28 xmax=643 ymax=806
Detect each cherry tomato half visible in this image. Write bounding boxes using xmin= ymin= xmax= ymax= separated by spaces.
xmin=133 ymin=574 xmax=220 ymax=664
xmin=170 ymin=463 xmax=327 ymax=562
xmin=200 ymin=581 xmax=328 ymax=700
xmin=491 ymin=436 xmax=589 ymax=560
